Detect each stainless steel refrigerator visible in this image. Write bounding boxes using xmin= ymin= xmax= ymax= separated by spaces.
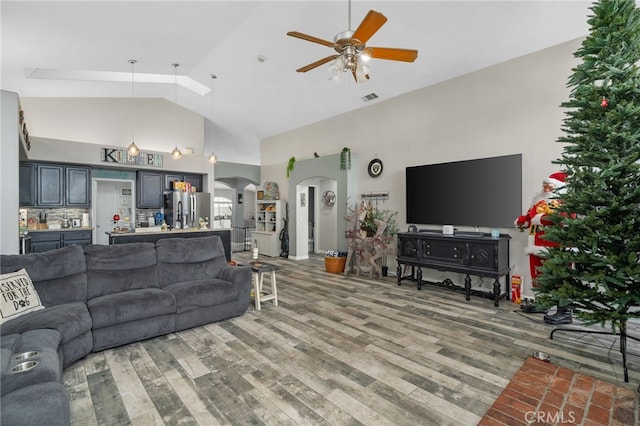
xmin=163 ymin=192 xmax=211 ymax=229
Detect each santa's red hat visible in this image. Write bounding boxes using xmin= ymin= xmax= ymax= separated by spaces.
xmin=544 ymin=172 xmax=567 ymax=188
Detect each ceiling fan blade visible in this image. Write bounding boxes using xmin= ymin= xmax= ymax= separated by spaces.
xmin=369 ymin=47 xmax=418 ymax=62
xmin=351 ymin=10 xmax=387 ymax=44
xmin=287 ymin=31 xmax=335 ymax=48
xmin=296 ymin=55 xmax=339 ymax=73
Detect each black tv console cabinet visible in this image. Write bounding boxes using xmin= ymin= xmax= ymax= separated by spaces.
xmin=396 ymin=231 xmax=511 ymax=306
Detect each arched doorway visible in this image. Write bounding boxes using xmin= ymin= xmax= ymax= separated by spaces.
xmin=287 ymin=153 xmax=358 ymax=260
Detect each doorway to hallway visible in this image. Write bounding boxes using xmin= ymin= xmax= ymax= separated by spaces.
xmin=295 ymin=178 xmax=337 ymax=259
xmin=308 ymin=186 xmax=315 ymax=254
xmin=92 ymin=178 xmax=135 ymax=245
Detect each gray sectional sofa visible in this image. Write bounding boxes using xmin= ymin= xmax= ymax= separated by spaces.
xmin=0 ymin=235 xmax=252 ymax=426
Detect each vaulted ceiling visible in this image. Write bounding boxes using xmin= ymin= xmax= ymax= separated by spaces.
xmin=2 ymin=1 xmax=593 ymax=164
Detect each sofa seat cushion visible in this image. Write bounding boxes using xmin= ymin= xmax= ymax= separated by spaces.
xmin=1 ymin=329 xmax=63 ymax=396
xmin=1 ymin=382 xmax=70 ymax=426
xmin=0 ymin=302 xmax=92 ymax=346
xmin=164 ymin=279 xmax=240 ymax=314
xmin=88 ymin=288 xmax=176 ymax=329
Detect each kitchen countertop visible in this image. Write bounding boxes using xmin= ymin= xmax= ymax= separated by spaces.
xmin=25 ymin=227 xmax=94 ymax=233
xmin=105 ymin=228 xmax=231 ymax=236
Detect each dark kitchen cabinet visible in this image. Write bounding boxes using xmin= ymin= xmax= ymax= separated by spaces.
xmin=163 ymin=173 xmax=183 ymax=191
xmin=29 ymin=232 xmax=61 ymax=253
xmin=65 ymin=166 xmax=90 ymax=207
xmin=163 ymin=173 xmax=203 ymax=192
xmin=19 ymin=163 xmax=36 ymax=206
xmin=37 ymin=164 xmax=64 ymax=207
xmin=61 ymin=230 xmax=92 ymax=248
xmin=29 ymin=230 xmax=92 ymax=253
xmin=137 ymin=171 xmax=163 ymax=208
xmin=19 ymin=163 xmax=91 ymax=207
xmin=184 ymin=174 xmax=203 ymax=191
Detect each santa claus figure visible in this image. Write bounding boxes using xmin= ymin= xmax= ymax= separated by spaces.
xmin=515 ymin=172 xmax=572 ymax=324
xmin=516 ymin=172 xmax=566 ymax=279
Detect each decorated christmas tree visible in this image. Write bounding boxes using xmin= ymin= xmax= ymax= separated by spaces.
xmin=536 ymin=0 xmax=640 ymax=379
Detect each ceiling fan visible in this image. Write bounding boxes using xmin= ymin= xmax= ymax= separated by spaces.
xmin=287 ymin=3 xmax=418 ymax=82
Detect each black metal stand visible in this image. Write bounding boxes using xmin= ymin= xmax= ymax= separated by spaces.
xmin=550 ymin=321 xmax=638 ymax=383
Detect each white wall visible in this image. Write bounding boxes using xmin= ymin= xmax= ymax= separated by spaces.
xmin=21 ymin=98 xmax=204 ymax=155
xmin=261 ymin=39 xmax=582 ymax=296
xmin=1 ymin=91 xmax=21 ymax=254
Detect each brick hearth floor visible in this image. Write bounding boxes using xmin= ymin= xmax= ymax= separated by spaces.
xmin=479 ymin=357 xmax=639 ymax=425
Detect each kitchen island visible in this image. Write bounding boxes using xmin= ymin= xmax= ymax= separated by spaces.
xmin=107 ymin=228 xmax=231 ymax=261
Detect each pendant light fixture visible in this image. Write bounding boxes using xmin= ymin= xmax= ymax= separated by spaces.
xmin=170 ymin=63 xmax=183 ymax=160
xmin=208 ymin=74 xmax=218 ymax=164
xmin=127 ymin=59 xmax=140 ymax=156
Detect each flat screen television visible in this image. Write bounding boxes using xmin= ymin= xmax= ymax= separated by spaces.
xmin=406 ymin=154 xmax=522 ymax=229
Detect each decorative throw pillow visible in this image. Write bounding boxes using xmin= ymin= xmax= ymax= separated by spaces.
xmin=0 ymin=268 xmax=45 ymax=325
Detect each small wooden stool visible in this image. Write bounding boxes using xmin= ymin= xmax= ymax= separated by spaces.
xmin=249 ymin=262 xmax=279 ymax=311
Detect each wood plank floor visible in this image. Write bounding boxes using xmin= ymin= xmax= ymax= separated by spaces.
xmin=63 ymin=253 xmax=640 ymax=425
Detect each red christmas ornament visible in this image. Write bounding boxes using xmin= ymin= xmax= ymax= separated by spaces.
xmin=601 ymin=97 xmax=609 ymax=107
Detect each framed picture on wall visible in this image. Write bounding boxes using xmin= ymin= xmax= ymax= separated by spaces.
xmin=257 ymin=190 xmax=264 ymax=200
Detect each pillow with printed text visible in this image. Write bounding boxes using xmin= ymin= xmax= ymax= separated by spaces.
xmin=0 ymin=268 xmax=45 ymax=325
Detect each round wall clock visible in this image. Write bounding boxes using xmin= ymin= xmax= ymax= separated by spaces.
xmin=368 ymin=159 xmax=383 ymax=178
xmin=322 ymin=190 xmax=336 ymax=207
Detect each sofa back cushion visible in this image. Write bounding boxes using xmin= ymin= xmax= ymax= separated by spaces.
xmin=0 ymin=245 xmax=87 ymax=306
xmin=156 ymin=236 xmax=227 ymax=287
xmin=85 ymin=242 xmax=159 ymax=299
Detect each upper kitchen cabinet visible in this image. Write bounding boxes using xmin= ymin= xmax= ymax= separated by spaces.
xmin=137 ymin=171 xmax=163 ymax=208
xmin=19 ymin=163 xmax=91 ymax=207
xmin=163 ymin=173 xmax=203 ymax=192
xmin=36 ymin=164 xmax=64 ymax=207
xmin=184 ymin=174 xmax=203 ymax=192
xmin=65 ymin=166 xmax=90 ymax=207
xmin=163 ymin=173 xmax=183 ymax=191
xmin=19 ymin=163 xmax=36 ymax=206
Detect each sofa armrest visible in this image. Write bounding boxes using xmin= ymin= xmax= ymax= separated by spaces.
xmin=218 ymin=265 xmax=252 ymax=290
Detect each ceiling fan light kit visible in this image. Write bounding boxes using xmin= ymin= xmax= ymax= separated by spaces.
xmin=287 ymin=7 xmax=417 ymax=83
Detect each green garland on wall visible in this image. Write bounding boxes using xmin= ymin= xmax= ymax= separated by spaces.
xmin=340 ymin=147 xmax=351 ymax=170
xmin=286 ymin=156 xmax=296 ymax=178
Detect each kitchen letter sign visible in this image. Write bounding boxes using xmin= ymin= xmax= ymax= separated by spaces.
xmin=101 ymin=148 xmax=164 ymax=168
